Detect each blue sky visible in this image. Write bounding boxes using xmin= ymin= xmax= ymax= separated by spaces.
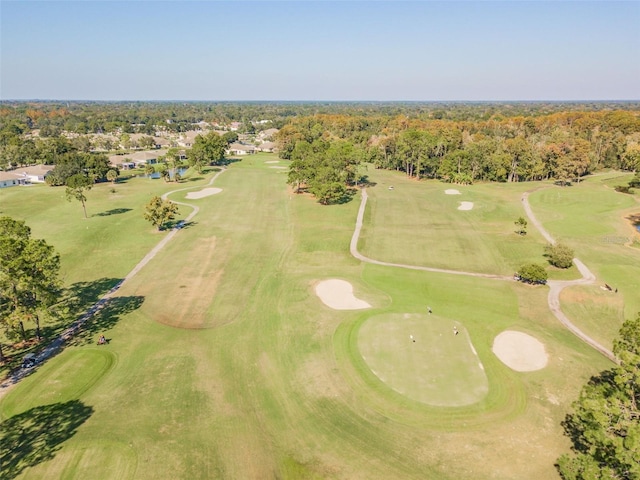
xmin=1 ymin=1 xmax=638 ymax=101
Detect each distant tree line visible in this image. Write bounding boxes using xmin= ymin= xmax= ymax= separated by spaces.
xmin=276 ymin=111 xmax=640 ymax=193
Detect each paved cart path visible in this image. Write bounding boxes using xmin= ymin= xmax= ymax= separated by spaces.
xmin=0 ymin=169 xmax=226 ymax=398
xmin=350 ymin=188 xmax=615 ymax=362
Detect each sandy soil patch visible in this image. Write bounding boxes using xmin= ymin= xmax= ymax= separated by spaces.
xmin=458 ymin=201 xmax=474 ymax=211
xmin=185 ymin=187 xmax=222 ymax=199
xmin=265 ymin=160 xmax=279 ymax=164
xmin=269 ymin=166 xmax=288 ymax=169
xmin=445 ymin=189 xmax=461 ymax=195
xmin=315 ymin=279 xmax=371 ymax=310
xmin=493 ymin=331 xmax=548 ymax=372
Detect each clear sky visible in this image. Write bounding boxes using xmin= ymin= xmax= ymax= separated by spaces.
xmin=1 ymin=1 xmax=638 ymax=101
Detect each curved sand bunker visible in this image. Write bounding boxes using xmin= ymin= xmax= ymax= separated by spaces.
xmin=458 ymin=201 xmax=474 ymax=211
xmin=185 ymin=188 xmax=222 ymax=199
xmin=265 ymin=160 xmax=280 ymax=164
xmin=315 ymin=279 xmax=371 ymax=310
xmin=445 ymin=189 xmax=461 ymax=195
xmin=269 ymin=166 xmax=288 ymax=169
xmin=493 ymin=331 xmax=548 ymax=371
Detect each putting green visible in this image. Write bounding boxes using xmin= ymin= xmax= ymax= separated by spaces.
xmin=0 ymin=348 xmax=114 ymax=419
xmin=357 ymin=313 xmax=488 ymax=407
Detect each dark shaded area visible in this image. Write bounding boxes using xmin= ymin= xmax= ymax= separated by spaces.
xmin=0 ymin=400 xmax=94 ymax=479
xmin=63 ymin=278 xmax=122 ymax=319
xmin=626 ymin=213 xmax=640 ymax=230
xmin=219 ymin=157 xmax=241 ymax=166
xmin=356 ymin=175 xmax=377 ymax=187
xmin=172 ymin=220 xmax=197 ymax=230
xmin=92 ymin=208 xmax=132 ymax=217
xmin=69 ymin=295 xmax=144 ymax=346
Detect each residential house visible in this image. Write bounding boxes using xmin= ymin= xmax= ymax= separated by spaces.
xmin=0 ymin=165 xmax=54 ymax=188
xmin=257 ymin=141 xmax=276 ymax=153
xmin=13 ymin=165 xmax=55 ymax=183
xmin=0 ymin=171 xmax=25 ymax=188
xmin=227 ymin=143 xmax=257 ymax=156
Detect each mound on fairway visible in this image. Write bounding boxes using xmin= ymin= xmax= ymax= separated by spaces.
xmin=185 ymin=188 xmax=222 ymax=199
xmin=315 ymin=279 xmax=371 ymax=310
xmin=445 ymin=189 xmax=461 ymax=195
xmin=458 ymin=201 xmax=474 ymax=211
xmin=492 ymin=331 xmax=548 ymax=372
xmin=357 ymin=313 xmax=488 ymax=406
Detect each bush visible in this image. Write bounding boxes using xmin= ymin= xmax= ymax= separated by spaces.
xmin=614 ymin=185 xmax=634 ymax=194
xmin=516 ymin=263 xmax=548 ymax=285
xmin=545 ymin=243 xmax=574 ymax=269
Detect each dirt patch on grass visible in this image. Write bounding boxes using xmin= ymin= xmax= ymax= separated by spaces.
xmin=492 ymin=331 xmax=548 ymax=372
xmin=153 ymin=237 xmax=223 ymax=328
xmin=315 ymin=279 xmax=371 ymax=310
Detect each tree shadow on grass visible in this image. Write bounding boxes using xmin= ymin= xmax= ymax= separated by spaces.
xmin=626 ymin=213 xmax=640 ymax=230
xmin=63 ymin=278 xmax=123 ymax=318
xmin=69 ymin=295 xmax=145 ymax=346
xmin=92 ymin=208 xmax=132 ymax=217
xmin=0 ymin=400 xmax=94 ymax=479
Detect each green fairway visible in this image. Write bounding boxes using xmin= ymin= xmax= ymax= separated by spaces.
xmin=0 ymin=156 xmax=630 ymax=479
xmin=358 ymin=168 xmax=550 ymax=276
xmin=357 ymin=313 xmax=488 ymax=406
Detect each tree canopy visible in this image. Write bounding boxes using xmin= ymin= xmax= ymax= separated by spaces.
xmin=143 ymin=196 xmax=179 ymax=231
xmin=557 ymin=313 xmax=640 ymax=480
xmin=0 ymin=217 xmax=61 ymax=359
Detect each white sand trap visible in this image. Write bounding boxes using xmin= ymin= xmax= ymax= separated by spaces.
xmin=445 ymin=189 xmax=461 ymax=195
xmin=185 ymin=188 xmax=222 ymax=199
xmin=265 ymin=160 xmax=279 ymax=164
xmin=269 ymin=166 xmax=288 ymax=169
xmin=458 ymin=201 xmax=474 ymax=211
xmin=493 ymin=331 xmax=548 ymax=372
xmin=315 ymin=279 xmax=371 ymax=310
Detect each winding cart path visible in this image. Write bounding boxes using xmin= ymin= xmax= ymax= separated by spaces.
xmin=350 ymin=187 xmax=616 ymax=362
xmin=0 ymin=168 xmax=226 ymax=397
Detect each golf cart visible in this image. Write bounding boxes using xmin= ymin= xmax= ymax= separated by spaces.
xmin=22 ymin=353 xmax=37 ymax=369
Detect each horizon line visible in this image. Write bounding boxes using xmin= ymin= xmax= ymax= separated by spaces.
xmin=2 ymin=98 xmax=640 ymax=104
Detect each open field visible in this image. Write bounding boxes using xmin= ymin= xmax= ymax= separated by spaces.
xmin=1 ymin=156 xmax=636 ymax=479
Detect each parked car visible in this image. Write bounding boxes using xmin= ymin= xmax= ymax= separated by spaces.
xmin=22 ymin=353 xmax=37 ymax=368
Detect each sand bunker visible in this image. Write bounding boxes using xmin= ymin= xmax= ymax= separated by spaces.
xmin=492 ymin=331 xmax=548 ymax=372
xmin=445 ymin=189 xmax=461 ymax=195
xmin=458 ymin=201 xmax=474 ymax=211
xmin=185 ymin=188 xmax=222 ymax=199
xmin=315 ymin=279 xmax=371 ymax=310
xmin=269 ymin=166 xmax=288 ymax=169
xmin=265 ymin=160 xmax=279 ymax=164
